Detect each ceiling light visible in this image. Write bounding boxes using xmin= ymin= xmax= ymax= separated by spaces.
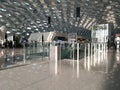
xmin=51 ymin=7 xmax=55 ymax=10
xmin=106 ymin=6 xmax=111 ymax=9
xmin=36 ymin=21 xmax=40 ymax=23
xmin=0 ymin=15 xmax=2 ymax=17
xmin=45 ymin=25 xmax=48 ymax=27
xmin=45 ymin=10 xmax=48 ymax=12
xmin=14 ymin=2 xmax=20 ymax=6
xmin=26 ymin=33 xmax=29 ymax=36
xmin=16 ymin=32 xmax=21 ymax=34
xmin=6 ymin=23 xmax=10 ymax=26
xmin=94 ymin=1 xmax=98 ymax=4
xmin=29 ymin=7 xmax=32 ymax=10
xmin=24 ymin=2 xmax=29 ymax=5
xmin=7 ymin=14 xmax=11 ymax=17
xmin=0 ymin=8 xmax=6 ymax=12
xmin=39 ymin=24 xmax=42 ymax=27
xmin=33 ymin=26 xmax=37 ymax=28
xmin=41 ymin=27 xmax=44 ymax=29
xmin=27 ymin=27 xmax=31 ymax=30
xmin=57 ymin=0 xmax=61 ymax=3
xmin=12 ymin=29 xmax=16 ymax=31
xmin=6 ymin=31 xmax=11 ymax=34
xmin=0 ymin=19 xmax=5 ymax=22
xmin=23 ymin=30 xmax=26 ymax=32
xmin=53 ymin=17 xmax=56 ymax=18
xmin=35 ymin=28 xmax=38 ymax=31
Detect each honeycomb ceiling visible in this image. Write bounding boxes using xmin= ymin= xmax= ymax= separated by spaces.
xmin=0 ymin=0 xmax=120 ymax=38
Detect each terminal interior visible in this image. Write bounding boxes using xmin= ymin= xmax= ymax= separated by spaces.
xmin=0 ymin=0 xmax=120 ymax=90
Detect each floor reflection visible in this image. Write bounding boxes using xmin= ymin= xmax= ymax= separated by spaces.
xmin=52 ymin=49 xmax=120 ymax=78
xmin=83 ymin=49 xmax=120 ymax=74
xmin=104 ymin=63 xmax=120 ymax=90
xmin=0 ymin=49 xmax=27 ymax=69
xmin=0 ymin=47 xmax=50 ymax=70
xmin=49 ymin=49 xmax=120 ymax=90
xmin=0 ymin=48 xmax=120 ymax=90
xmin=1 ymin=47 xmax=120 ymax=73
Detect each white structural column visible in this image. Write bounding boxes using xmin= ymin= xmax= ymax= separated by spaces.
xmin=72 ymin=42 xmax=75 ymax=67
xmin=93 ymin=43 xmax=97 ymax=66
xmin=90 ymin=43 xmax=93 ymax=65
xmin=117 ymin=41 xmax=120 ymax=51
xmin=55 ymin=46 xmax=58 ymax=75
xmin=98 ymin=43 xmax=101 ymax=64
xmin=23 ymin=43 xmax=26 ymax=64
xmin=105 ymin=43 xmax=108 ymax=73
xmin=87 ymin=43 xmax=91 ymax=71
xmin=101 ymin=43 xmax=104 ymax=62
xmin=84 ymin=43 xmax=87 ymax=69
xmin=77 ymin=43 xmax=80 ymax=78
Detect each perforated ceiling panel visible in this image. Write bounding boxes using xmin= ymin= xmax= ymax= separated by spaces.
xmin=0 ymin=0 xmax=120 ymax=38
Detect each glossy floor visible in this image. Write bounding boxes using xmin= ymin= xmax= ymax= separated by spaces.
xmin=0 ymin=49 xmax=120 ymax=90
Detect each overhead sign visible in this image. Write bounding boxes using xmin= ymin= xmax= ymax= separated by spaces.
xmin=68 ymin=33 xmax=77 ymax=42
xmin=92 ymin=24 xmax=109 ymax=43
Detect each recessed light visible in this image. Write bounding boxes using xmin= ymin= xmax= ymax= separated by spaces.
xmin=26 ymin=33 xmax=29 ymax=35
xmin=6 ymin=31 xmax=11 ymax=34
xmin=0 ymin=15 xmax=2 ymax=17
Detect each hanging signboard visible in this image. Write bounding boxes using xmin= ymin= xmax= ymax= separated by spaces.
xmin=68 ymin=33 xmax=77 ymax=42
xmin=92 ymin=24 xmax=109 ymax=43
